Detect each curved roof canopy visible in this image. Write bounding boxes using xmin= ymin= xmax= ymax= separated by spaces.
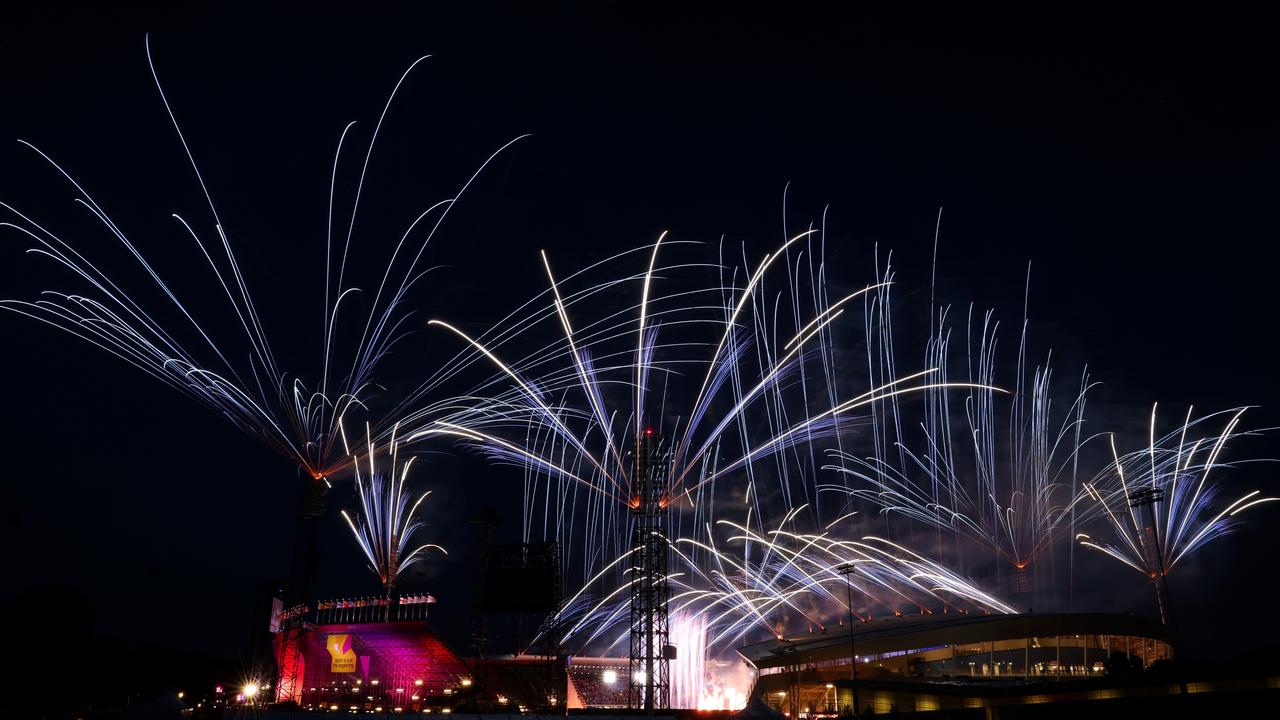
xmin=737 ymin=613 xmax=1170 ymax=670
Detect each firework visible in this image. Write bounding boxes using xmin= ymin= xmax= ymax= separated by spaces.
xmin=821 ymin=254 xmax=1105 ymax=606
xmin=339 ymin=423 xmax=446 ymax=617
xmin=1076 ymin=406 xmax=1275 ymax=581
xmin=551 ymin=521 xmax=1017 ymax=649
xmin=0 ymin=39 xmax=522 ymax=482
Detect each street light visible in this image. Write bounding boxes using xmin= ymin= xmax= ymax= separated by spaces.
xmin=837 ymin=562 xmax=861 ymax=716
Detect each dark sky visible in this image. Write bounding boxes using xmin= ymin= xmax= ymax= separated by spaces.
xmin=2 ymin=3 xmax=1277 ymax=700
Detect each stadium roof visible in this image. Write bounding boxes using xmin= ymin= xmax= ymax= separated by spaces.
xmin=737 ymin=612 xmax=1170 ymax=670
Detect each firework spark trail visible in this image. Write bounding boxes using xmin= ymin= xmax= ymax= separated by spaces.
xmin=682 ymin=526 xmax=1018 ymax=647
xmin=339 ymin=423 xmax=447 ymax=598
xmin=824 ymin=256 xmax=1107 ymax=606
xmin=536 ymin=520 xmax=1017 ymax=657
xmin=1076 ymin=406 xmax=1276 ymax=576
xmin=0 ymin=41 xmax=523 ymax=482
xmin=399 ymin=241 xmax=753 ymax=570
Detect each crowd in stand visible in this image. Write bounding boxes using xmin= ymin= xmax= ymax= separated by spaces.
xmin=568 ymin=665 xmax=629 ymax=708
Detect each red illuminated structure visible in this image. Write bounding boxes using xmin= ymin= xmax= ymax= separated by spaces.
xmin=273 ymin=607 xmax=467 ymax=709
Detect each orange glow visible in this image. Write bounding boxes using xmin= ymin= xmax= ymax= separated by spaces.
xmin=304 ymin=454 xmax=359 ymax=481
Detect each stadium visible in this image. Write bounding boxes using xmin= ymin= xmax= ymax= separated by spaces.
xmin=740 ymin=612 xmax=1172 ymax=715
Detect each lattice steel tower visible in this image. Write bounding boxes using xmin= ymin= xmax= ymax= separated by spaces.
xmin=628 ymin=428 xmax=671 ymax=712
xmin=276 ymin=475 xmax=330 ymax=703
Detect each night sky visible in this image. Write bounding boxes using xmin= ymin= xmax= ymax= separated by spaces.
xmin=2 ymin=4 xmax=1277 ymax=703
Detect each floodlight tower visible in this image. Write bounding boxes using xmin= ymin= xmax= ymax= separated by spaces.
xmin=1130 ymin=485 xmax=1187 ymax=696
xmin=628 ymin=428 xmax=671 ymax=712
xmin=1129 ymin=486 xmax=1172 ymax=625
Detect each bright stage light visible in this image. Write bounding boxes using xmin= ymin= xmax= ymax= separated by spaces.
xmin=602 ymin=669 xmax=617 ymax=684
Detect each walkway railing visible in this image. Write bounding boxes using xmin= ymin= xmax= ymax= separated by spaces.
xmin=277 ymin=593 xmax=437 ymax=628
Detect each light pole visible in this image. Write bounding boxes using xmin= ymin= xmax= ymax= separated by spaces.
xmin=1127 ymin=487 xmax=1172 ymax=625
xmin=1128 ymin=486 xmax=1186 ymax=696
xmin=837 ymin=563 xmax=860 ymax=716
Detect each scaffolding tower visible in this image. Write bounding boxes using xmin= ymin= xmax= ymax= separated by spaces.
xmin=628 ymin=429 xmax=671 ymax=712
xmin=276 ymin=474 xmax=329 ymax=703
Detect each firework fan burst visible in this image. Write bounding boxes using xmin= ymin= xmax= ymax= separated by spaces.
xmin=0 ymin=37 xmax=525 ymax=484
xmin=340 ymin=423 xmax=447 ymax=619
xmin=666 ymin=524 xmax=1019 ymax=649
xmin=1076 ymin=406 xmax=1276 ymax=589
xmin=820 ymin=250 xmax=1112 ymax=608
xmin=555 ymin=519 xmax=1022 ymax=661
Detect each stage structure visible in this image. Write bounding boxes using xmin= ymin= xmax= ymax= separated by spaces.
xmin=272 ymin=594 xmax=453 ymax=707
xmin=475 ymin=540 xmax=565 ymax=711
xmin=628 ymin=429 xmax=673 ymax=711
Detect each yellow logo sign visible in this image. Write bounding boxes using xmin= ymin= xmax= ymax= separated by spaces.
xmin=327 ymin=634 xmax=357 ymax=673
